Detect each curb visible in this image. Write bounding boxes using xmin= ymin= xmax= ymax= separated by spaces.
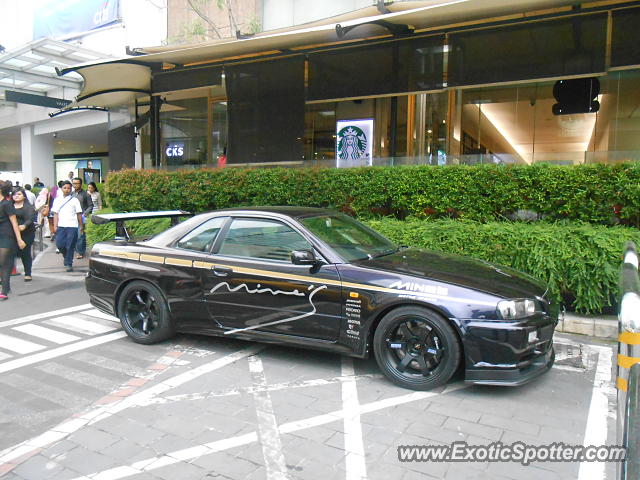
xmin=556 ymin=312 xmax=618 ymax=340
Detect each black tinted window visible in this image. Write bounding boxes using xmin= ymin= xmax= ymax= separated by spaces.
xmin=176 ymin=217 xmax=227 ymax=252
xmin=218 ymin=218 xmax=311 ymax=261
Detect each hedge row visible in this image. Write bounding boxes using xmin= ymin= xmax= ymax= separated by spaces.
xmin=104 ymin=164 xmax=640 ymax=225
xmin=87 ymin=213 xmax=637 ymax=314
xmin=369 ymin=218 xmax=638 ymax=314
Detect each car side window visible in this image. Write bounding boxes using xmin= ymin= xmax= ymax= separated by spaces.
xmin=176 ymin=217 xmax=227 ymax=252
xmin=218 ymin=218 xmax=311 ymax=261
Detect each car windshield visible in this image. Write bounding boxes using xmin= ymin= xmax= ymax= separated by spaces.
xmin=300 ymin=213 xmax=398 ymax=262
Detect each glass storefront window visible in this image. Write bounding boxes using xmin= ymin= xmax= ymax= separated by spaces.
xmin=160 ymin=96 xmax=208 ymax=168
xmin=210 ymin=99 xmax=228 ymax=166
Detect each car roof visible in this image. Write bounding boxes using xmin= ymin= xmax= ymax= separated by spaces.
xmin=215 ymin=206 xmax=336 ymax=219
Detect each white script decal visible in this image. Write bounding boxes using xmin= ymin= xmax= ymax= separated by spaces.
xmin=210 ymin=282 xmax=328 ymax=334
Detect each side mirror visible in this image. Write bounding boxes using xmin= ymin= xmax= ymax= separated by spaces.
xmin=291 ymin=249 xmax=318 ymax=265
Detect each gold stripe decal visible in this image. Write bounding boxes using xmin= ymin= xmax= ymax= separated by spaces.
xmin=165 ymin=257 xmax=193 ymax=267
xmin=193 ymin=261 xmax=216 ymax=269
xmin=98 ymin=251 xmax=496 ymax=307
xmin=100 ymin=249 xmax=140 ymax=261
xmin=140 ymin=254 xmax=165 ymax=264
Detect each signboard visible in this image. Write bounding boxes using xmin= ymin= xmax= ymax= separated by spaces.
xmin=165 ymin=142 xmax=185 ymax=160
xmin=5 ymin=90 xmax=71 ymax=109
xmin=33 ymin=0 xmax=119 ymax=40
xmin=336 ymin=118 xmax=374 ymax=168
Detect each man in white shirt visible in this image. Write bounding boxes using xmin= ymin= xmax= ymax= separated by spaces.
xmin=51 ymin=180 xmax=83 ymax=272
xmin=23 ymin=184 xmax=36 ymax=205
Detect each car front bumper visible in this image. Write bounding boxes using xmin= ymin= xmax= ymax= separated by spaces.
xmin=461 ymin=313 xmax=557 ymax=386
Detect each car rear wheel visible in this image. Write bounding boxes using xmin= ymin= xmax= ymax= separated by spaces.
xmin=373 ymin=306 xmax=461 ymax=390
xmin=118 ymin=281 xmax=175 ymax=344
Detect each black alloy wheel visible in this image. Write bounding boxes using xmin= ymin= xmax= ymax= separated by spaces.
xmin=374 ymin=306 xmax=461 ymax=390
xmin=118 ymin=281 xmax=175 ymax=344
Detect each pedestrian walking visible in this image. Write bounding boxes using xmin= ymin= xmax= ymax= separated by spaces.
xmin=12 ymin=188 xmax=36 ymax=281
xmin=33 ymin=177 xmax=45 ymax=188
xmin=51 ymin=181 xmax=83 ymax=272
xmin=71 ymin=177 xmax=93 ymax=259
xmin=47 ymin=180 xmax=64 ymax=241
xmin=0 ymin=181 xmax=27 ymax=300
xmin=87 ymin=182 xmax=102 ymax=213
xmin=23 ymin=184 xmax=36 ymax=205
xmin=35 ymin=187 xmax=51 ymax=238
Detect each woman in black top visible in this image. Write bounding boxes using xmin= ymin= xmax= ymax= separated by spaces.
xmin=0 ymin=181 xmax=27 ymax=300
xmin=12 ymin=188 xmax=36 ymax=281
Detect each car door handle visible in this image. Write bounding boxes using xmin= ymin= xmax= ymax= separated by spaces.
xmin=212 ymin=266 xmax=233 ymax=277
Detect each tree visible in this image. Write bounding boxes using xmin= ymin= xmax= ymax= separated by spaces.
xmin=174 ymin=0 xmax=261 ymax=44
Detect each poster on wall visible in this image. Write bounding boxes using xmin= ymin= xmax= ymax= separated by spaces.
xmin=54 ymin=159 xmax=103 ymax=186
xmin=336 ymin=119 xmax=374 ymax=168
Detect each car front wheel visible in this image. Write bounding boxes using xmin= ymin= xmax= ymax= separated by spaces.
xmin=373 ymin=306 xmax=461 ymax=390
xmin=118 ymin=281 xmax=175 ymax=344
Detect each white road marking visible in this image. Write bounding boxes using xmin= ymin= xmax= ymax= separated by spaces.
xmin=578 ymin=344 xmax=615 ymax=480
xmin=80 ymin=309 xmax=119 ymax=323
xmin=0 ymin=304 xmax=92 ymax=329
xmin=248 ymin=354 xmax=289 ymax=480
xmin=12 ymin=324 xmax=81 ymax=344
xmin=66 ymin=382 xmax=470 ymax=480
xmin=0 ymin=351 xmax=12 ymax=361
xmin=0 ymin=345 xmax=263 ymax=467
xmin=0 ymin=331 xmax=127 ymax=375
xmin=0 ymin=333 xmax=46 ymax=354
xmin=44 ymin=316 xmax=117 ymax=335
xmin=341 ymin=357 xmax=367 ymax=480
xmin=138 ymin=373 xmax=386 ymax=406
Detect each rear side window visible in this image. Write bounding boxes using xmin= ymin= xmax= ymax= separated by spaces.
xmin=218 ymin=218 xmax=311 ymax=261
xmin=176 ymin=217 xmax=227 ymax=252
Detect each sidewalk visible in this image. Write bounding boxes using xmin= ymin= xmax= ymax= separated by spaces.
xmin=30 ymin=237 xmax=89 ymax=282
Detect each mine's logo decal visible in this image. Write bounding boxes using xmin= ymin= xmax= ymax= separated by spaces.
xmin=209 ymin=282 xmax=328 ymax=334
xmin=389 ymin=281 xmax=449 ymax=296
xmin=337 ymin=125 xmax=367 ymax=160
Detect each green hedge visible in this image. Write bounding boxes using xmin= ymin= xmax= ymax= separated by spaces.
xmin=368 ymin=218 xmax=639 ymax=314
xmin=87 ymin=211 xmax=637 ymax=314
xmin=86 ymin=208 xmax=172 ymax=246
xmin=104 ymin=164 xmax=640 ymax=225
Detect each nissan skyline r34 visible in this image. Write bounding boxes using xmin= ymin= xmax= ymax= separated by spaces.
xmin=86 ymin=207 xmax=559 ymax=390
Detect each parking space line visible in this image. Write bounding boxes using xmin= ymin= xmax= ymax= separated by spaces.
xmin=0 ymin=345 xmax=263 ymax=468
xmin=138 ymin=373 xmax=386 ymax=406
xmin=0 ymin=304 xmax=92 ymax=328
xmin=248 ymin=354 xmax=289 ymax=480
xmin=64 ymin=382 xmax=470 ymax=480
xmin=44 ymin=316 xmax=117 ymax=335
xmin=12 ymin=324 xmax=81 ymax=344
xmin=578 ymin=344 xmax=615 ymax=480
xmin=80 ymin=309 xmax=120 ymax=323
xmin=341 ymin=357 xmax=367 ymax=480
xmin=0 ymin=331 xmax=127 ymax=375
xmin=0 ymin=333 xmax=46 ymax=354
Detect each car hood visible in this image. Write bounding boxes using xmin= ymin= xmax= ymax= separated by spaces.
xmin=355 ymin=248 xmax=547 ymax=299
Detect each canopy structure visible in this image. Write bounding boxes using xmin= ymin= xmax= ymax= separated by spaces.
xmin=58 ymin=0 xmax=582 ymax=109
xmin=0 ymin=38 xmax=111 ymax=99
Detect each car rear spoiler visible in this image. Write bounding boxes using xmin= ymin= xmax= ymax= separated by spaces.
xmin=91 ymin=210 xmax=192 ymax=240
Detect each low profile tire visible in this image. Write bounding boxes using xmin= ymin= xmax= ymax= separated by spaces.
xmin=373 ymin=306 xmax=461 ymax=391
xmin=117 ymin=281 xmax=175 ymax=344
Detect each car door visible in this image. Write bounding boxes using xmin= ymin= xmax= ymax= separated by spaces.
xmin=161 ymin=216 xmax=229 ymax=331
xmin=203 ymin=216 xmax=342 ymax=341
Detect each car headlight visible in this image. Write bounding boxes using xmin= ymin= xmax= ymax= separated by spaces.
xmin=496 ymin=299 xmax=538 ymax=320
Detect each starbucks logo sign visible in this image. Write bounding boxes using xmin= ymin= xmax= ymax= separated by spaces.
xmin=337 ymin=125 xmax=368 ymax=160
